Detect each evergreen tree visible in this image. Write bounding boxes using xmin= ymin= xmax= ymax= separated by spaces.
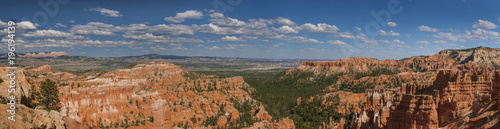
xmin=36 ymin=79 xmax=61 ymax=111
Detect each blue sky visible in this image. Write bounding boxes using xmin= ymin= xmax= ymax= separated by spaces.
xmin=2 ymin=0 xmax=500 ymax=60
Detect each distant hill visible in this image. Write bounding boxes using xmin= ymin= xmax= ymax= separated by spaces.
xmin=1 ymin=51 xmax=70 ymax=58
xmin=436 ymin=46 xmax=500 ymax=68
xmin=119 ymin=54 xmax=193 ymax=59
xmin=0 ymin=52 xmax=302 ymax=72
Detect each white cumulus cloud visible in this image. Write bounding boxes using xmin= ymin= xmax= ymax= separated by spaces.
xmin=472 ymin=19 xmax=498 ymax=29
xmin=300 ymin=23 xmax=339 ymax=33
xmin=88 ymin=7 xmax=122 ymax=17
xmin=288 ymin=36 xmax=324 ymax=43
xmin=432 ymin=40 xmax=448 ymax=44
xmin=327 ymin=40 xmax=346 ymax=45
xmin=274 ymin=25 xmax=298 ymax=34
xmin=418 ymin=25 xmax=439 ymax=32
xmin=221 ymin=36 xmax=246 ymax=42
xmin=416 ymin=41 xmax=430 ymax=44
xmin=387 ymin=22 xmax=397 ymax=27
xmin=17 ymin=21 xmax=38 ymax=30
xmin=379 ymin=30 xmax=401 ymax=36
xmin=55 ymin=23 xmax=67 ymax=28
xmin=275 ymin=17 xmax=296 ymax=26
xmin=24 ymin=30 xmax=72 ymax=38
xmin=205 ymin=46 xmax=221 ymax=50
xmin=70 ymin=22 xmax=118 ymax=36
xmin=334 ymin=32 xmax=355 ymax=39
xmin=165 ymin=10 xmax=203 ymax=23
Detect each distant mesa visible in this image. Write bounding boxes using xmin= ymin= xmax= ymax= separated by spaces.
xmin=20 ymin=51 xmax=69 ymax=58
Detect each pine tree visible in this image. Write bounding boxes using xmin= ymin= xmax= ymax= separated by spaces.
xmin=36 ymin=79 xmax=61 ymax=111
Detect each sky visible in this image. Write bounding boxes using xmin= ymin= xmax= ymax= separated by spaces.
xmin=1 ymin=0 xmax=500 ymax=60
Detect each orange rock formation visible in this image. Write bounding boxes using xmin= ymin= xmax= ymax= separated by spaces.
xmin=11 ymin=62 xmax=294 ymax=128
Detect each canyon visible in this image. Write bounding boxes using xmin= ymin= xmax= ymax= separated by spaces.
xmin=1 ymin=62 xmax=294 ymax=128
xmin=291 ymin=47 xmax=500 ymax=129
xmin=1 ymin=46 xmax=500 ymax=128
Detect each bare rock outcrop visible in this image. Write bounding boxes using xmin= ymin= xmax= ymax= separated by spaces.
xmin=351 ymin=69 xmax=500 ymax=129
xmin=273 ymin=118 xmax=296 ymax=129
xmin=386 ymin=94 xmax=439 ymax=129
xmin=0 ymin=104 xmax=66 ymax=129
xmin=250 ymin=105 xmax=273 ymax=122
xmin=0 ymin=67 xmax=32 ymax=106
xmin=437 ymin=47 xmax=500 ymax=68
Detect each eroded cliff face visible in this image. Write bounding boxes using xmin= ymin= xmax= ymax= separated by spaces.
xmin=433 ymin=69 xmax=494 ymax=125
xmin=327 ymin=71 xmax=437 ymax=92
xmin=20 ymin=62 xmax=294 ymax=128
xmin=386 ymin=94 xmax=439 ymax=129
xmin=296 ymin=57 xmax=404 ymax=75
xmin=293 ymin=47 xmax=500 ymax=78
xmin=292 ymin=54 xmax=452 ymax=93
xmin=352 ymin=89 xmax=396 ymax=129
xmin=350 ymin=69 xmax=500 ymax=129
xmin=296 ymin=53 xmax=455 ymax=76
xmin=294 ymin=47 xmax=500 ymax=129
